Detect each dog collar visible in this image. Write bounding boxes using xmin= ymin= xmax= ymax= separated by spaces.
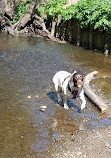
xmin=62 ymin=75 xmax=72 ymax=85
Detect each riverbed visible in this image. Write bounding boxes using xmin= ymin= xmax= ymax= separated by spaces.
xmin=0 ymin=33 xmax=111 ymax=158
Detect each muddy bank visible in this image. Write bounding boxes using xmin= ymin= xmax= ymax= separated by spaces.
xmin=0 ymin=33 xmax=111 ymax=158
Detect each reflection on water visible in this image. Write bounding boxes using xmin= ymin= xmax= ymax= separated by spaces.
xmin=59 ymin=44 xmax=111 ymax=75
xmin=0 ymin=33 xmax=111 ymax=157
xmin=0 ymin=33 xmax=41 ymax=50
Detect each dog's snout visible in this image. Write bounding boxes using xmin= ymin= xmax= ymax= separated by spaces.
xmin=77 ymin=80 xmax=83 ymax=88
xmin=77 ymin=79 xmax=83 ymax=85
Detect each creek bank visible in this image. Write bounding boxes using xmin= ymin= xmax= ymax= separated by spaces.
xmin=0 ymin=0 xmax=111 ymax=55
xmin=0 ymin=0 xmax=63 ymax=42
xmin=56 ymin=19 xmax=111 ymax=55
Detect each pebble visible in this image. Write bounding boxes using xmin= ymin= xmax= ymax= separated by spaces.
xmin=109 ymin=144 xmax=111 ymax=149
xmin=20 ymin=136 xmax=24 ymax=139
xmin=28 ymin=95 xmax=32 ymax=98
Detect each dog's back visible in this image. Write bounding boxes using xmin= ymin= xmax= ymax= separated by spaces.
xmin=53 ymin=71 xmax=71 ymax=88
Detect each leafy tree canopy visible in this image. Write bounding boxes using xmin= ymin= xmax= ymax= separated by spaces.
xmin=38 ymin=0 xmax=67 ymax=20
xmin=73 ymin=0 xmax=111 ymax=30
xmin=38 ymin=0 xmax=111 ymax=31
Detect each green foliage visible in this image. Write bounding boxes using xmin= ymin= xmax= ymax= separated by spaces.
xmin=38 ymin=0 xmax=67 ymax=20
xmin=45 ymin=0 xmax=67 ymax=19
xmin=73 ymin=0 xmax=111 ymax=30
xmin=61 ymin=5 xmax=76 ymax=21
xmin=38 ymin=0 xmax=111 ymax=31
xmin=37 ymin=0 xmax=46 ymax=18
xmin=11 ymin=0 xmax=32 ymax=24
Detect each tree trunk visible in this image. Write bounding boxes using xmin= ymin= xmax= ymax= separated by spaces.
xmin=83 ymin=71 xmax=107 ymax=113
xmin=55 ymin=15 xmax=61 ymax=38
xmin=77 ymin=22 xmax=80 ymax=46
xmin=104 ymin=44 xmax=109 ymax=56
xmin=51 ymin=20 xmax=56 ymax=37
xmin=33 ymin=14 xmax=50 ymax=34
xmin=89 ymin=26 xmax=93 ymax=49
xmin=104 ymin=49 xmax=109 ymax=56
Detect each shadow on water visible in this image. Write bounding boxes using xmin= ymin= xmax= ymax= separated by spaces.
xmin=0 ymin=33 xmax=111 ymax=157
xmin=47 ymin=91 xmax=81 ymax=113
xmin=47 ymin=91 xmax=57 ymax=104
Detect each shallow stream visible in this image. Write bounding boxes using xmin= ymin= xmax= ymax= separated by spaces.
xmin=0 ymin=33 xmax=111 ymax=158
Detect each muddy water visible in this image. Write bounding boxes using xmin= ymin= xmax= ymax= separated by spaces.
xmin=0 ymin=33 xmax=111 ymax=158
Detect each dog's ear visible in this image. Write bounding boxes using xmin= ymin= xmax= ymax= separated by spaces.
xmin=68 ymin=71 xmax=77 ymax=91
xmin=73 ymin=70 xmax=76 ymax=74
xmin=68 ymin=75 xmax=75 ymax=92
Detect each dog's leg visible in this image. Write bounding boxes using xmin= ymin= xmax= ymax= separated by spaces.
xmin=79 ymin=90 xmax=86 ymax=110
xmin=62 ymin=86 xmax=69 ymax=109
xmin=63 ymin=95 xmax=69 ymax=109
xmin=54 ymin=84 xmax=62 ymax=103
xmin=57 ymin=92 xmax=62 ymax=103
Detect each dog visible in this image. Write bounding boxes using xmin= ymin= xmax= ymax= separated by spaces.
xmin=53 ymin=71 xmax=86 ymax=110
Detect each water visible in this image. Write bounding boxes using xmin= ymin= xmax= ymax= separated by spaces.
xmin=0 ymin=33 xmax=111 ymax=158
xmin=93 ymin=77 xmax=111 ymax=98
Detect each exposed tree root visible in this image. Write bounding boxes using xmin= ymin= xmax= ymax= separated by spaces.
xmin=0 ymin=1 xmax=67 ymax=44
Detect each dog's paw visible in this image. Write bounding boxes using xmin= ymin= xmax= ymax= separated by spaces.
xmin=78 ymin=109 xmax=82 ymax=113
xmin=64 ymin=104 xmax=69 ymax=110
xmin=57 ymin=100 xmax=64 ymax=107
xmin=81 ymin=104 xmax=85 ymax=111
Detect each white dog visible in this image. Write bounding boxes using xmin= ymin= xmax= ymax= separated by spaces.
xmin=53 ymin=71 xmax=86 ymax=110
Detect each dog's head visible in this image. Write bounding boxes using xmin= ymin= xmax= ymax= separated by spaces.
xmin=68 ymin=72 xmax=84 ymax=97
xmin=73 ymin=73 xmax=84 ymax=88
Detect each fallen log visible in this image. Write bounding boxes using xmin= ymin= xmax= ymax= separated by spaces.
xmin=83 ymin=71 xmax=107 ymax=113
